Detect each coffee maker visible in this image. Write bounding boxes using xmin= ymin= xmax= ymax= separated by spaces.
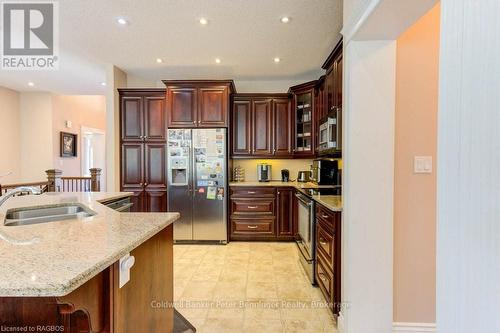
xmin=257 ymin=164 xmax=272 ymax=182
xmin=311 ymin=158 xmax=341 ymax=185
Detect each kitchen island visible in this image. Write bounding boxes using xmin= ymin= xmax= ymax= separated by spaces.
xmin=0 ymin=192 xmax=180 ymax=332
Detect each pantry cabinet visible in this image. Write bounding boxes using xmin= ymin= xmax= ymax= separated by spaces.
xmin=289 ymin=81 xmax=318 ymax=158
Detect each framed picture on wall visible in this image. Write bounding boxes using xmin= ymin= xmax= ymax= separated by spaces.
xmin=60 ymin=132 xmax=77 ymax=157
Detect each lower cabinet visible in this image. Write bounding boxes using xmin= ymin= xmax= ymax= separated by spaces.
xmin=315 ymin=203 xmax=341 ymax=315
xmin=229 ymin=186 xmax=296 ymax=241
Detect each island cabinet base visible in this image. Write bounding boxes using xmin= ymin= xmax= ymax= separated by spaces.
xmin=0 ymin=225 xmax=174 ymax=333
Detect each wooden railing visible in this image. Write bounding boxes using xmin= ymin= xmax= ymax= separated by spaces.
xmin=0 ymin=168 xmax=101 ymax=196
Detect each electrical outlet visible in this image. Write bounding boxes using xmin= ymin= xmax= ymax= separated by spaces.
xmin=414 ymin=156 xmax=432 ymax=174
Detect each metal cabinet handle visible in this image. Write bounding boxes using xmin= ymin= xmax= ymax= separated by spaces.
xmin=144 ymin=183 xmax=148 ymax=186
xmin=322 ymin=214 xmax=329 ymax=219
xmin=319 ymin=238 xmax=328 ymax=246
xmin=318 ymin=272 xmax=328 ymax=282
xmin=139 ymin=183 xmax=143 ymax=186
xmin=247 ymin=225 xmax=259 ymax=229
xmin=247 ymin=205 xmax=258 ymax=209
xmin=247 ymin=191 xmax=256 ymax=194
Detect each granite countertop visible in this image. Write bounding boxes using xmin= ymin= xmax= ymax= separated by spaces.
xmin=311 ymin=194 xmax=342 ymax=212
xmin=229 ymin=181 xmax=343 ymax=211
xmin=229 ymin=181 xmax=336 ymax=189
xmin=0 ymin=192 xmax=179 ymax=297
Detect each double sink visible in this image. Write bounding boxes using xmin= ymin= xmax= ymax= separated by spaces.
xmin=3 ymin=203 xmax=96 ymax=227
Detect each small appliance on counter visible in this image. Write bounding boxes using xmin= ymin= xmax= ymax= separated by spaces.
xmin=311 ymin=158 xmax=341 ymax=185
xmin=297 ymin=170 xmax=311 ymax=183
xmin=257 ymin=163 xmax=272 ymax=182
xmin=233 ymin=165 xmax=245 ymax=182
xmin=281 ymin=169 xmax=290 ymax=182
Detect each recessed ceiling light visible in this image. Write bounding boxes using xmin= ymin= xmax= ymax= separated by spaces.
xmin=280 ymin=16 xmax=290 ymax=23
xmin=100 ymin=82 xmax=107 ymax=86
xmin=117 ymin=18 xmax=128 ymax=25
xmin=156 ymin=58 xmax=163 ymax=63
xmin=199 ymin=17 xmax=208 ymax=25
xmin=215 ymin=58 xmax=221 ymax=64
xmin=28 ymin=82 xmax=34 ymax=87
xmin=274 ymin=57 xmax=281 ymax=63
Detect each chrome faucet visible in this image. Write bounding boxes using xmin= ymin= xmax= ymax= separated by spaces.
xmin=0 ymin=187 xmax=42 ymax=208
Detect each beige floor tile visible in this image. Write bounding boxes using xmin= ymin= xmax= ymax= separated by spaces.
xmin=206 ymin=306 xmax=245 ymax=320
xmin=191 ymin=265 xmax=223 ymax=282
xmin=283 ymin=319 xmax=326 ymax=333
xmin=247 ymin=281 xmax=278 ymax=300
xmin=219 ymin=268 xmax=248 ymax=283
xmin=247 ymin=267 xmax=276 ymax=282
xmin=181 ymin=281 xmax=217 ymax=299
xmin=176 ymin=305 xmax=209 ymax=321
xmin=280 ymin=305 xmax=319 ymax=321
xmin=200 ymin=318 xmax=245 ymax=333
xmin=244 ymin=302 xmax=281 ymax=320
xmin=212 ymin=281 xmax=247 ymax=300
xmin=243 ymin=319 xmax=284 ymax=333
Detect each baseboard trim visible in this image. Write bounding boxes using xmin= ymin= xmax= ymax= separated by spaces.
xmin=393 ymin=322 xmax=436 ymax=332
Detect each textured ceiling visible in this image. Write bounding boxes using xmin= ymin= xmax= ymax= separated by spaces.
xmin=0 ymin=0 xmax=342 ymax=94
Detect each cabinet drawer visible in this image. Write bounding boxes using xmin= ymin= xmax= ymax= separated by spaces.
xmin=316 ymin=255 xmax=334 ymax=307
xmin=230 ymin=187 xmax=275 ymax=198
xmin=316 ymin=204 xmax=338 ymax=229
xmin=231 ymin=199 xmax=274 ymax=215
xmin=232 ymin=219 xmax=274 ymax=234
xmin=316 ymin=222 xmax=334 ymax=270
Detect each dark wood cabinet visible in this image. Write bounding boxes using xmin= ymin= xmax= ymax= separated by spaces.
xmin=119 ymin=89 xmax=168 ymax=213
xmin=229 ymin=186 xmax=296 ymax=241
xmin=273 ymin=98 xmax=293 ymax=156
xmin=289 ymin=81 xmax=317 ymax=158
xmin=164 ymin=80 xmax=235 ymax=128
xmin=231 ymin=100 xmax=252 ymax=156
xmin=322 ymin=39 xmax=343 ymax=112
xmin=166 ymin=87 xmax=197 ymax=127
xmin=276 ymin=187 xmax=294 ymax=239
xmin=231 ymin=94 xmax=293 ymax=158
xmin=252 ymin=99 xmax=273 ymax=156
xmin=315 ymin=202 xmax=342 ymax=315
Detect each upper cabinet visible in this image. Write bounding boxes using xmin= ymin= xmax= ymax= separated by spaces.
xmin=163 ymin=80 xmax=235 ymax=128
xmin=289 ymin=81 xmax=317 ymax=158
xmin=322 ymin=40 xmax=343 ymax=112
xmin=231 ymin=94 xmax=292 ymax=159
xmin=119 ymin=89 xmax=166 ymax=143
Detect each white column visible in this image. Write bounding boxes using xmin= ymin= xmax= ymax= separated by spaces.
xmin=437 ymin=1 xmax=500 ymax=332
xmin=340 ymin=40 xmax=396 ymax=333
xmin=105 ymin=65 xmax=127 ymax=191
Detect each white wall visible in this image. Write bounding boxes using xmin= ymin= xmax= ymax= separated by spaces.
xmin=105 ymin=65 xmax=127 ymax=191
xmin=437 ymin=1 xmax=500 ymax=332
xmin=340 ymin=40 xmax=396 ymax=333
xmin=0 ymin=87 xmax=21 ymax=183
xmin=19 ymin=93 xmax=54 ymax=182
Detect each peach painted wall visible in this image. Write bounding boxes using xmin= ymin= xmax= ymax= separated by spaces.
xmin=0 ymin=86 xmax=20 ymax=183
xmin=52 ymin=95 xmax=106 ymax=176
xmin=394 ymin=4 xmax=440 ymax=323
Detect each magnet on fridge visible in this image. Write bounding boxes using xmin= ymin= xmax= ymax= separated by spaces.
xmin=198 ymin=188 xmax=205 ymax=193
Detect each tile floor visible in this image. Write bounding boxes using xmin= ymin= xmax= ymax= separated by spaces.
xmin=174 ymin=242 xmax=338 ymax=333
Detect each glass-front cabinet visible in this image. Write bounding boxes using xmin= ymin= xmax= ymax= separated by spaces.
xmin=289 ymin=81 xmax=317 ymax=158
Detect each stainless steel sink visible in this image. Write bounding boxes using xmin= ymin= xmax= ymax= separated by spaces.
xmin=4 ymin=203 xmax=96 ymax=227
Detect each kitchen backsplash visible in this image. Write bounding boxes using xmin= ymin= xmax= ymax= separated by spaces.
xmin=231 ymin=159 xmax=314 ymax=182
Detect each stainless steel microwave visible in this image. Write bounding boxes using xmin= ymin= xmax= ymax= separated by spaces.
xmin=318 ymin=107 xmax=342 ymax=154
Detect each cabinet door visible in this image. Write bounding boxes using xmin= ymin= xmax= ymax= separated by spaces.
xmin=144 ymin=96 xmax=166 ymax=141
xmin=333 ymin=54 xmax=343 ymax=108
xmin=252 ymin=99 xmax=273 ymax=156
xmin=325 ymin=67 xmax=335 ymax=114
xmin=231 ymin=100 xmax=252 ymax=156
xmin=277 ymin=188 xmax=294 ymax=238
xmin=144 ymin=190 xmax=167 ymax=212
xmin=121 ymin=143 xmax=145 ymax=212
xmin=166 ymin=87 xmax=197 ymax=127
xmin=144 ymin=144 xmax=167 ymax=191
xmin=121 ymin=97 xmax=143 ymax=142
xmin=273 ymin=98 xmax=292 ymax=157
xmin=198 ymin=87 xmax=228 ymax=127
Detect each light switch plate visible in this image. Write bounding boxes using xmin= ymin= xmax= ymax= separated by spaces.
xmin=414 ymin=156 xmax=432 ymax=174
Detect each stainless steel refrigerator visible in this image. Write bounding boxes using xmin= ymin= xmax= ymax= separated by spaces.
xmin=167 ymin=128 xmax=227 ymax=243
